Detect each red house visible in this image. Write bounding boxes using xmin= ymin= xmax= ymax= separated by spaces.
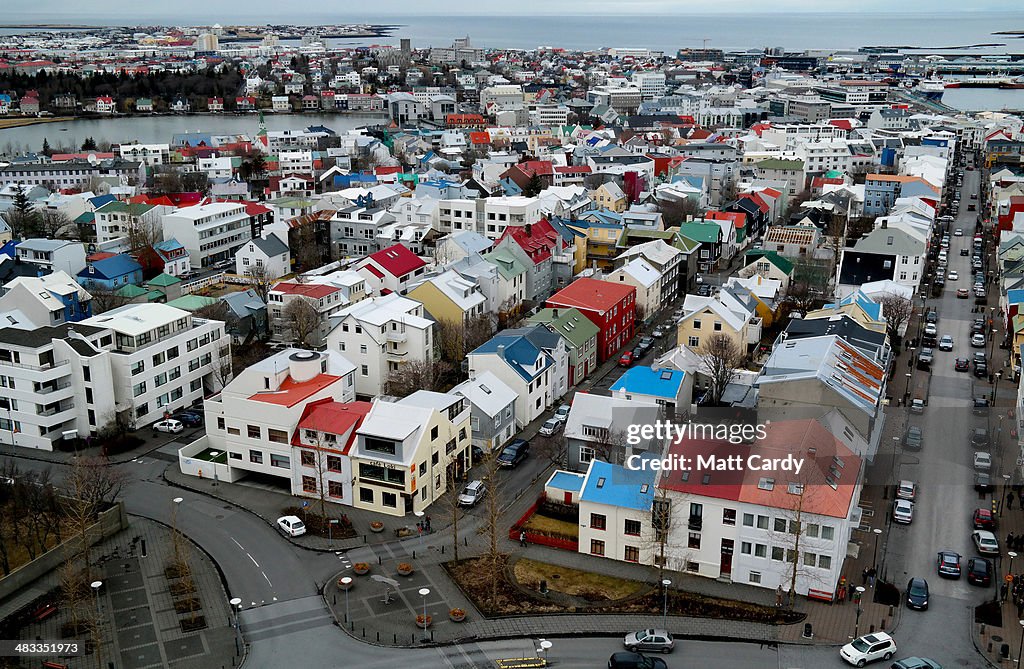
xmin=546 ymin=278 xmax=636 ymax=362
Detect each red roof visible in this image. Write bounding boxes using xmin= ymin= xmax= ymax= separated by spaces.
xmin=365 ymin=244 xmax=426 ymax=278
xmin=759 ymin=187 xmax=782 ymax=200
xmin=547 ymin=277 xmax=636 ymax=313
xmin=292 ymin=398 xmax=374 ymax=454
xmin=705 ymin=210 xmax=746 ymax=229
xmin=249 ymin=374 xmax=342 ymax=408
xmin=51 ymin=152 xmax=115 ymax=162
xmin=750 ymin=122 xmax=772 ymax=137
xmin=498 ymin=218 xmax=559 ymax=264
xmin=554 ymin=165 xmax=592 ymax=174
xmin=469 ymin=132 xmax=491 ymax=145
xmin=87 ymin=251 xmax=116 ymax=262
xmin=272 ymin=282 xmax=341 ymax=299
xmin=519 ymin=160 xmax=555 ymax=177
xmin=828 ymin=119 xmax=854 ymax=131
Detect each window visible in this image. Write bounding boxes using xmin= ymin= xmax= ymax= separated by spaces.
xmin=788 ymin=520 xmax=801 ymax=535
xmin=130 ymin=361 xmax=145 ymax=375
xmin=359 ymin=487 xmax=373 ymax=503
xmin=757 ymin=515 xmax=769 ymax=530
xmin=301 ymin=451 xmax=316 ymax=467
xmin=249 ymin=450 xmax=263 ymax=464
xmin=229 ymin=452 xmax=241 ymax=460
xmin=382 ymin=492 xmax=397 ymax=508
xmin=693 ymin=319 xmax=701 ymax=330
xmin=227 ymin=426 xmax=240 ymax=436
xmin=741 ymin=541 xmax=752 ymax=555
xmin=754 ymin=544 xmax=767 ymax=558
xmin=774 ymin=518 xmax=787 ymax=533
xmin=821 ymin=526 xmax=835 ymax=541
xmin=723 ymin=509 xmax=736 ymax=526
xmin=806 ymin=523 xmax=819 ymax=538
xmin=590 ymin=539 xmax=605 ymax=556
xmin=804 ymin=552 xmax=817 ymax=567
xmin=329 ymin=481 xmax=344 ymax=498
xmin=771 ymin=547 xmax=784 ymax=561
xmin=818 ymin=555 xmax=832 ymax=570
xmin=624 ymin=519 xmax=641 ymax=536
xmin=364 ymin=437 xmax=396 ymax=455
xmin=590 ymin=513 xmax=606 ymax=530
xmin=154 ymin=372 xmax=167 ymax=387
xmin=270 ymin=454 xmax=290 ymax=468
xmin=748 ymin=571 xmax=762 ymax=584
xmin=688 ymin=532 xmax=701 ymax=549
xmin=247 ymin=425 xmax=261 ymax=439
xmin=579 ymin=445 xmax=596 ymax=464
xmin=302 ymin=476 xmax=317 ymax=493
xmin=742 ymin=513 xmax=754 ymax=527
xmin=132 ymin=382 xmax=146 ymax=397
xmin=624 ymin=546 xmax=640 ymax=562
xmin=268 ymin=428 xmax=288 ymax=444
xmin=360 ymin=364 xmax=368 ymax=376
xmin=327 ymin=456 xmax=342 ymax=472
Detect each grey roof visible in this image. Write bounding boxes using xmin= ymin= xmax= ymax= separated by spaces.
xmin=251 ymin=235 xmax=289 ymax=257
xmin=0 ymin=322 xmax=104 ymax=348
xmin=222 ymin=288 xmax=267 ymax=316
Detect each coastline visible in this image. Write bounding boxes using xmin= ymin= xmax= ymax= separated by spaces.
xmin=0 ymin=110 xmax=388 ymax=131
xmin=0 ymin=116 xmax=76 ymax=130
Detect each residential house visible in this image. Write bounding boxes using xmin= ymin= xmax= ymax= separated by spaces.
xmin=592 ymin=182 xmax=628 ymax=212
xmin=15 ymin=239 xmax=86 ymax=276
xmin=737 ymin=250 xmax=795 ymax=293
xmin=527 ymin=307 xmax=600 ymax=386
xmin=563 ymin=392 xmax=661 ymax=471
xmin=0 ymin=271 xmax=92 ymax=328
xmin=407 ymin=269 xmax=488 ymax=327
xmin=451 ymin=371 xmax=518 ymax=453
xmin=676 ymin=286 xmax=762 ymax=355
xmin=609 ymin=366 xmax=691 ymax=415
xmin=268 ymin=281 xmax=347 ymax=348
xmin=235 ymin=235 xmax=290 ymax=281
xmin=355 ymin=243 xmax=428 ymax=296
xmin=546 ymin=278 xmax=637 ymax=362
xmin=467 ymin=329 xmax=555 ymax=427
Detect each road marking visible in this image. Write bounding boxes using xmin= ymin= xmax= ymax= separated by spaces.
xmin=249 ymin=553 xmax=261 ymax=568
xmin=261 ymin=570 xmax=273 ymax=587
xmin=232 ymin=537 xmax=261 ymax=568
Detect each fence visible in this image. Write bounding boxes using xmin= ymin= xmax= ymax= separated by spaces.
xmin=509 ymin=494 xmax=580 ymax=552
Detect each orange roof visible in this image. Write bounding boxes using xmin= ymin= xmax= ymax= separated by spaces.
xmin=249 ymin=374 xmax=341 ymax=407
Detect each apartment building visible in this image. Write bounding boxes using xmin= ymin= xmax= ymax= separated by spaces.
xmin=325 ymin=293 xmax=434 ymax=400
xmin=94 ymin=201 xmax=170 ymax=245
xmin=0 ymin=160 xmax=146 ymax=189
xmin=161 ymin=202 xmax=252 ymax=268
xmin=268 ymin=281 xmax=347 ymax=348
xmin=437 ymin=196 xmax=547 ymax=240
xmin=117 ymin=143 xmax=170 ymax=166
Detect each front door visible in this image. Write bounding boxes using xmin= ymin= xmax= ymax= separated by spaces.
xmin=563 ymin=491 xmax=572 ymax=504
xmin=720 ymin=539 xmax=734 ymax=577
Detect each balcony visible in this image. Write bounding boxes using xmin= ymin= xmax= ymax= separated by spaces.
xmin=0 ymin=358 xmax=69 ymax=372
xmin=386 ymin=330 xmax=407 ymax=343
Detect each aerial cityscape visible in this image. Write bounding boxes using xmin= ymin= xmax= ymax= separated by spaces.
xmin=1 ymin=5 xmax=1024 ymax=669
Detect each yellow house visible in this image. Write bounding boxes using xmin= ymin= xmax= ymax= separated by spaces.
xmin=592 ymin=182 xmax=628 ymax=213
xmin=567 ymin=220 xmax=624 ymax=271
xmin=407 ymin=269 xmax=488 ymax=326
xmin=676 ymin=295 xmax=759 ymax=353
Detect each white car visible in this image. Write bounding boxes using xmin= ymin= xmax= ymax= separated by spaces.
xmin=971 ymin=333 xmax=986 ymax=348
xmin=457 ymin=480 xmax=487 ymax=507
xmin=539 ymin=416 xmax=565 ymax=436
xmin=896 ymin=480 xmax=917 ymax=501
xmin=554 ymin=404 xmax=570 ymax=422
xmin=973 ymin=451 xmax=992 ymax=471
xmin=973 ymin=529 xmax=1000 ymax=555
xmin=938 ymin=335 xmax=953 ymax=351
xmin=954 ymin=228 xmax=963 ymax=236
xmin=893 ymin=499 xmax=914 ymax=524
xmin=153 ymin=419 xmax=184 ymax=434
xmin=840 ymin=632 xmax=896 ymax=666
xmin=947 ymin=271 xmax=958 ymax=281
xmin=276 ymin=515 xmax=306 ymax=537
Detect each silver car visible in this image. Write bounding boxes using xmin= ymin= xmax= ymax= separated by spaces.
xmin=623 ymin=629 xmax=675 ymax=654
xmin=457 ymin=480 xmax=487 ymax=507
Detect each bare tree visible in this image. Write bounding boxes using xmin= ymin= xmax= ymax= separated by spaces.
xmin=657 ymin=197 xmax=699 ymax=227
xmin=291 ymin=223 xmax=322 ymax=271
xmin=244 ymin=263 xmax=278 ymax=303
xmin=89 ymin=285 xmax=132 ymax=314
xmin=767 ymin=468 xmax=832 ymax=608
xmin=124 ymin=211 xmax=164 ymax=251
xmin=877 ymin=292 xmax=914 ymax=351
xmin=282 ymin=298 xmax=321 ymax=348
xmin=434 ymin=315 xmax=495 ymax=365
xmin=824 ymin=216 xmax=847 ymax=294
xmin=481 ymin=446 xmax=504 ymax=606
xmin=39 ymin=210 xmax=75 ymax=239
xmin=383 ymin=359 xmax=453 ymax=396
xmin=698 ymin=333 xmax=743 ymax=406
xmin=439 ymin=465 xmax=466 ymax=561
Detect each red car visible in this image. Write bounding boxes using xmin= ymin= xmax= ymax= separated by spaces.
xmin=955 ymin=358 xmax=970 ymax=372
xmin=973 ymin=508 xmax=996 ymax=530
xmin=618 ymin=351 xmax=634 ymax=367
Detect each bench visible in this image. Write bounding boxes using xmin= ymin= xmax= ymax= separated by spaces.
xmin=496 ymin=659 xmax=548 ymax=669
xmin=42 ymin=662 xmax=68 ymax=669
xmin=30 ymin=603 xmax=57 ymax=623
xmin=807 ymin=588 xmax=834 ymax=603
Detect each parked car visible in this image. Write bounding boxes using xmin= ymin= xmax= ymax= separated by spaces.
xmin=636 ymin=336 xmax=655 ymax=354
xmin=967 ymin=557 xmax=992 ymax=587
xmin=973 ymin=451 xmax=992 ymax=471
xmin=623 ymin=629 xmax=675 ymax=654
xmin=916 ymin=349 xmax=933 ymax=369
xmin=904 ymin=426 xmax=923 ymax=451
xmin=923 ymin=323 xmax=938 ymax=338
xmin=972 ymin=397 xmax=990 ymax=415
xmin=276 ymin=515 xmax=306 ymax=537
xmin=905 ymin=577 xmax=929 ymax=610
xmin=974 ymin=361 xmax=988 ymax=378
xmin=554 ymin=404 xmax=571 ymax=422
xmin=618 ymin=351 xmax=635 ymax=366
xmin=936 ymin=551 xmax=962 ymax=578
xmin=840 ymin=632 xmax=896 ymax=666
xmin=893 ymin=499 xmax=914 ymax=524
xmin=971 ymin=319 xmax=986 ymax=334
xmin=971 ymin=333 xmax=986 ymax=347
xmin=956 ymin=288 xmax=969 ymax=298
xmin=890 ymin=659 xmax=941 ymax=669
xmin=973 ymin=508 xmax=996 ymax=530
xmin=497 ymin=439 xmax=530 ymax=468
xmin=539 ymin=417 xmax=564 ymax=436
xmin=651 ymin=328 xmax=665 ymax=339
xmin=173 ymin=410 xmax=203 ymax=427
xmin=955 ymin=358 xmax=970 ymax=371
xmin=896 ymin=480 xmax=918 ymax=501
xmin=153 ymin=419 xmax=184 ymax=434
xmin=972 ymin=530 xmax=1000 ymax=555
xmin=972 ymin=427 xmax=990 ymax=448
xmin=607 ymin=651 xmax=667 ymax=669
xmin=457 ymin=480 xmax=487 ymax=507
xmin=925 ymin=310 xmax=938 ymax=324
xmin=974 ymin=472 xmax=993 ymax=492
xmin=938 ymin=335 xmax=954 ymax=351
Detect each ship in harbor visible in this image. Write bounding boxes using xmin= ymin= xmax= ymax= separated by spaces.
xmin=914 ymin=79 xmax=946 ymax=101
xmin=944 ymin=76 xmax=1024 ymax=89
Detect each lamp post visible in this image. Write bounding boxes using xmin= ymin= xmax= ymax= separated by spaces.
xmin=886 ymin=436 xmax=900 ymax=500
xmin=872 ymin=528 xmax=883 ymax=571
xmin=418 ymin=587 xmax=430 ymax=640
xmin=329 ymin=518 xmax=339 ymax=549
xmin=1009 ymin=553 xmax=1018 ymax=603
xmin=661 ymin=579 xmax=672 ymax=629
xmin=340 ymin=577 xmax=352 ymax=624
xmin=989 ymin=307 xmax=997 ymax=361
xmin=904 ymin=372 xmax=913 ymax=406
xmin=539 ymin=639 xmax=552 ymax=664
xmin=853 ymin=586 xmax=865 ymax=640
xmin=993 ymin=370 xmax=1003 ymax=404
xmin=1005 ymin=474 xmax=1013 ymax=517
xmin=229 ymin=597 xmax=242 ymax=654
xmin=91 ymin=580 xmax=102 ymax=669
xmin=1017 ymin=619 xmax=1024 ymax=665
xmin=414 ymin=510 xmax=425 ymax=557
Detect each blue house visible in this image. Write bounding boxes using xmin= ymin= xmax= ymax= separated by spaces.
xmin=609 ymin=366 xmax=690 ymax=414
xmin=77 ymin=254 xmax=143 ymax=291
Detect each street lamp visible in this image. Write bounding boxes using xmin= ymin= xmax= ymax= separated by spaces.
xmin=229 ymin=597 xmax=242 ymax=653
xmin=1009 ymin=553 xmax=1018 ymax=603
xmin=872 ymin=528 xmax=883 ymax=571
xmin=340 ymin=577 xmax=352 ymax=624
xmin=661 ymin=579 xmax=672 ymax=629
xmin=886 ymin=436 xmax=900 ymax=500
xmin=904 ymin=372 xmax=913 ymax=406
xmin=1004 ymin=474 xmax=1013 ymax=517
xmin=1017 ymin=619 xmax=1024 ymax=665
xmin=539 ymin=639 xmax=552 ymax=663
xmin=328 ymin=518 xmax=339 ymax=548
xmin=853 ymin=586 xmax=865 ymax=640
xmin=414 ymin=510 xmax=425 ymax=557
xmin=993 ymin=370 xmax=1003 ymax=404
xmin=91 ymin=580 xmax=102 ymax=669
xmin=418 ymin=587 xmax=430 ymax=640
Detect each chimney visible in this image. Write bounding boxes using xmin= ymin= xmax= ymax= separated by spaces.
xmin=880 ymin=219 xmax=887 ymax=229
xmin=497 ymin=344 xmax=505 ymax=359
xmin=552 ymin=308 xmax=558 ymax=319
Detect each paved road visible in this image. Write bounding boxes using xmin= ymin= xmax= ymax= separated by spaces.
xmin=874 ymin=160 xmax=995 ymax=668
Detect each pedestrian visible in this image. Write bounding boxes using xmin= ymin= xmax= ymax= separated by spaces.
xmin=425 ymin=515 xmax=431 ymax=532
xmin=862 ymin=567 xmax=868 ymax=585
xmin=867 ymin=567 xmax=876 ymax=587
xmin=1018 ymin=490 xmax=1024 ymax=508
xmin=1017 ymin=599 xmax=1023 ymax=619
xmin=519 ymin=530 xmax=526 ymax=547
xmin=775 ymin=585 xmax=783 ymax=608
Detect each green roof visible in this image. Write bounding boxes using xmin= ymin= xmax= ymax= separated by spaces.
xmin=755 ymin=158 xmax=805 ymax=170
xmin=74 ymin=211 xmax=95 ymax=224
xmin=483 ymin=250 xmax=527 ymax=280
xmin=744 ymin=249 xmax=794 ymax=275
xmin=527 ymin=307 xmax=599 ymax=349
xmin=824 ymin=169 xmax=844 ymax=179
xmin=95 ymin=201 xmax=156 ymax=215
xmin=116 ymin=284 xmax=148 ymax=298
xmin=676 ymin=221 xmax=721 ymax=244
xmin=146 ymin=272 xmax=181 ymax=287
xmin=145 ymin=290 xmax=166 ymax=302
xmin=166 ymin=295 xmax=217 ymax=311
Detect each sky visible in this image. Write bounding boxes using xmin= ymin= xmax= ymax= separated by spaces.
xmin=3 ymin=0 xmax=1021 ymax=20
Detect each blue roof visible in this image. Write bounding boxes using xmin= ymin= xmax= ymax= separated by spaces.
xmin=1009 ymin=289 xmax=1024 ymax=306
xmin=153 ymin=239 xmax=185 ymax=252
xmin=471 ymin=332 xmax=551 ymax=382
xmin=78 ymin=254 xmax=142 ymax=281
xmin=580 ymin=457 xmax=657 ymax=511
xmin=0 ymin=240 xmax=20 ymax=258
xmin=548 ymin=471 xmax=585 ymax=493
xmin=89 ymin=194 xmax=117 ymax=209
xmin=609 ymin=366 xmax=685 ymax=399
xmin=826 ymin=290 xmax=883 ymax=321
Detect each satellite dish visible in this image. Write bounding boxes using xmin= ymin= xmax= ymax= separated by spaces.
xmin=87 ymin=153 xmax=98 ymax=164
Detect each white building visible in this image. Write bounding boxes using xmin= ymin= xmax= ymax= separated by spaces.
xmin=118 ymin=143 xmax=170 ymax=166
xmin=235 ymin=235 xmax=290 ymax=281
xmin=268 ymin=281 xmax=347 ymax=348
xmin=0 ymin=271 xmax=92 ymax=329
xmin=161 ymin=202 xmax=252 ymax=268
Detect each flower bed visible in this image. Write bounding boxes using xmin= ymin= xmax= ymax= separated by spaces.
xmin=396 ymin=562 xmax=414 ymax=576
xmin=416 ymin=614 xmax=432 ymax=628
xmin=449 ymin=608 xmax=466 ymax=622
xmin=369 ymin=521 xmax=385 ymax=533
xmin=353 ymin=563 xmax=370 ymax=575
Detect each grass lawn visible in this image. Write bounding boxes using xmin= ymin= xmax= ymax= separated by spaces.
xmin=194 ymin=447 xmax=228 ymax=464
xmin=513 ymin=558 xmax=643 ymax=600
xmin=523 ymin=513 xmax=578 ymax=538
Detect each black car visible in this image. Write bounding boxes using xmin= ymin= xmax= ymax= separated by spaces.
xmin=173 ymin=410 xmax=203 ymax=427
xmin=974 ymin=362 xmax=988 ymax=378
xmin=967 ymin=557 xmax=992 ymax=587
xmin=975 ymin=472 xmax=993 ymax=492
xmin=906 ymin=577 xmax=929 ymax=610
xmin=961 ymin=248 xmax=970 ymax=256
xmin=608 ymin=652 xmax=667 ymax=669
xmin=971 ymin=319 xmax=986 ymax=334
xmin=696 ymin=284 xmax=712 ymax=296
xmin=925 ymin=309 xmax=938 ymax=324
xmin=973 ymin=397 xmax=991 ymax=415
xmin=971 ymin=427 xmax=990 ymax=448
xmin=497 ymin=439 xmax=530 ymax=468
